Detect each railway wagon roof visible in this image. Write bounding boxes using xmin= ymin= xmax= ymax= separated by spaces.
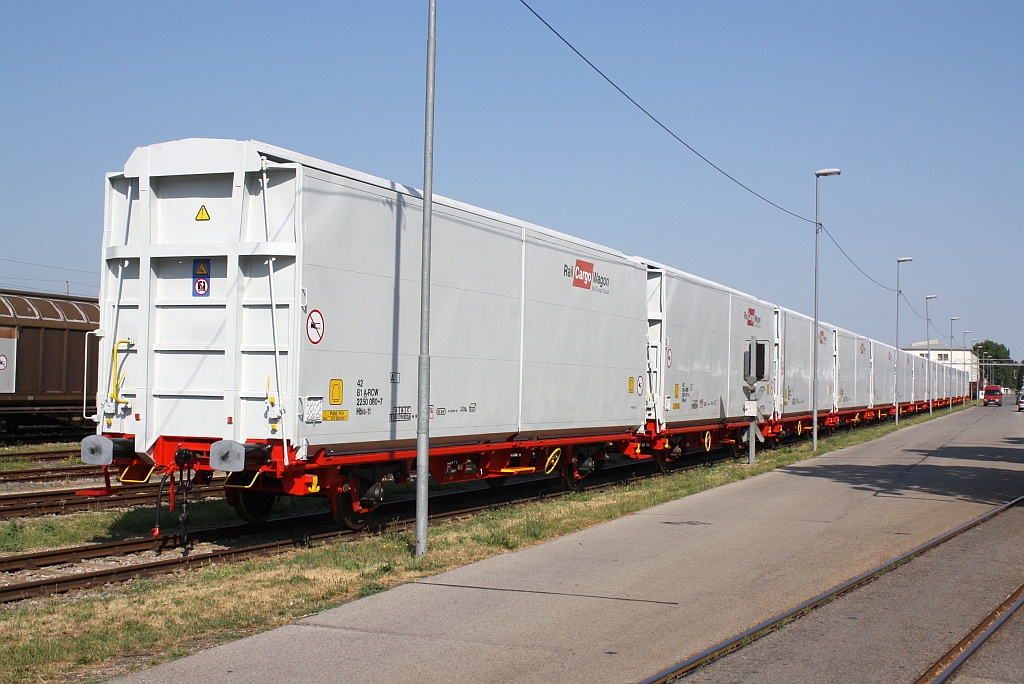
xmin=120 ymin=138 xmax=632 ymax=263
xmin=0 ymin=289 xmax=99 ymax=331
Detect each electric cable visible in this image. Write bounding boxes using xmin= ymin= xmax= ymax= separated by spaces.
xmin=0 ymin=282 xmax=98 ymax=298
xmin=819 ymin=225 xmax=895 ymax=292
xmin=518 ymin=0 xmax=814 ymax=224
xmin=0 ymin=276 xmax=98 ymax=288
xmin=0 ymin=257 xmax=98 ymax=275
xmin=520 ymin=0 xmax=966 ymax=351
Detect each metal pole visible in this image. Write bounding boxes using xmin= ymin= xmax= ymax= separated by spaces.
xmin=949 ymin=317 xmax=958 ymax=412
xmin=810 ymin=169 xmax=839 ymax=449
xmin=894 ymin=263 xmax=900 ymax=427
xmin=813 ymin=176 xmax=820 ymax=451
xmin=415 ymin=0 xmax=437 ymax=558
xmin=961 ymin=331 xmax=970 ymax=405
xmin=749 ymin=422 xmax=755 ymax=466
xmin=926 ymin=296 xmax=932 ymax=415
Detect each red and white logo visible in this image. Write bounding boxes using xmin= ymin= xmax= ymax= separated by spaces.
xmin=819 ymin=330 xmax=826 ymax=344
xmin=572 ymin=259 xmax=594 ymax=289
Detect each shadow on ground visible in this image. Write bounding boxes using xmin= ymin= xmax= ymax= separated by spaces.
xmin=781 ymin=436 xmax=1024 ymax=506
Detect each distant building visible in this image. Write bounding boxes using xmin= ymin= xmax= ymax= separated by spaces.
xmin=902 ymin=340 xmax=979 ymax=383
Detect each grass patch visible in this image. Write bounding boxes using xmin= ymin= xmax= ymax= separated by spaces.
xmin=0 ymin=403 xmax=975 ymax=682
xmin=0 ymin=442 xmax=79 ymax=457
xmin=0 ymin=496 xmax=330 ymax=554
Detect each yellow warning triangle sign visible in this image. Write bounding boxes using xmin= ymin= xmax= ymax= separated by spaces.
xmin=195 ymin=205 xmax=211 ymax=221
xmin=194 ymin=261 xmax=209 ymax=276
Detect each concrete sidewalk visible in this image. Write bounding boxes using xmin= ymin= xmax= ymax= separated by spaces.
xmin=118 ymin=405 xmax=1024 ymax=683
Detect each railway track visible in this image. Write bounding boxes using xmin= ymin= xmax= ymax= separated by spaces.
xmin=639 ymin=493 xmax=1024 ymax=684
xmin=0 ymin=447 xmax=80 ymax=464
xmin=0 ymin=464 xmax=108 ymax=484
xmin=0 ymin=479 xmax=224 ymax=519
xmin=0 ymin=452 xmax=736 ymax=604
xmin=915 ymin=581 xmax=1024 ymax=684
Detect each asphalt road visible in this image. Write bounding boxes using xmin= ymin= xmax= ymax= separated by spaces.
xmin=116 ymin=402 xmax=1024 ymax=684
xmin=949 ymin=606 xmax=1024 ymax=683
xmin=685 ymin=490 xmax=1024 ymax=683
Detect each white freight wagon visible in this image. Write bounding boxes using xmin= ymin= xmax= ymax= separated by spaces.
xmin=91 ymin=138 xmax=646 ymax=452
xmin=82 ymin=138 xmax=971 ymax=526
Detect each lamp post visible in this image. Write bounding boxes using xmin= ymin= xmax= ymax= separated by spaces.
xmin=972 ymin=339 xmax=978 ymax=400
xmin=961 ymin=331 xmax=971 ymax=405
xmin=948 ymin=317 xmax=959 ymax=412
xmin=925 ymin=295 xmax=936 ymax=415
xmin=813 ymin=168 xmax=840 ymax=451
xmin=894 ymin=257 xmax=912 ymax=426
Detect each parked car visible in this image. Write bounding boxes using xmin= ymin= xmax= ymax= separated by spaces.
xmin=983 ymin=385 xmax=1003 ymax=406
xmin=1017 ymin=393 xmax=1024 ymax=412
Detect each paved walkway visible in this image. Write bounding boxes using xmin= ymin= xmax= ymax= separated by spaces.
xmin=687 ymin=497 xmax=1024 ymax=683
xmin=118 ymin=404 xmax=1024 ymax=684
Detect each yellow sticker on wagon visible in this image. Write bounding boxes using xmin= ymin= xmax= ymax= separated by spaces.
xmin=322 ymin=410 xmax=348 ymax=421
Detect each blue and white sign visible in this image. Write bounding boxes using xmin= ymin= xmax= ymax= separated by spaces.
xmin=192 ymin=259 xmax=211 ymax=297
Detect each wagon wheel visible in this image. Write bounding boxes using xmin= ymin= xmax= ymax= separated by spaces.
xmin=559 ymin=448 xmax=592 ymax=492
xmin=230 ymin=489 xmax=279 ymax=524
xmin=654 ymin=439 xmax=685 ymax=474
xmin=331 ymin=488 xmax=370 ymax=531
xmin=486 ymin=476 xmax=508 ymax=488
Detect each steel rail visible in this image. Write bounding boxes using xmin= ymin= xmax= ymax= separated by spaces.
xmin=0 ymin=480 xmax=224 ymax=519
xmin=916 ymin=581 xmax=1024 ymax=684
xmin=637 ymin=493 xmax=1024 ymax=684
xmin=0 ymin=448 xmax=80 ymax=464
xmin=0 ymin=464 xmax=107 ymax=484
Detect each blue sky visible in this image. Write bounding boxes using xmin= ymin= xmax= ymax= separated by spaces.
xmin=1 ymin=1 xmax=1020 ymax=356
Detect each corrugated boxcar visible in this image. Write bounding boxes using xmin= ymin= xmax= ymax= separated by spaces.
xmin=0 ymin=289 xmax=99 ymax=435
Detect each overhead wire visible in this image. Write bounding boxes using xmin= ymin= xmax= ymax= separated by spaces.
xmin=519 ymin=1 xmax=919 ymax=303
xmin=0 ymin=276 xmax=98 ymax=289
xmin=518 ymin=0 xmax=814 ymax=224
xmin=0 ymin=282 xmax=98 ymax=298
xmin=520 ymin=0 xmax=970 ymax=349
xmin=0 ymin=256 xmax=98 ymax=275
xmin=819 ymin=225 xmax=895 ymax=293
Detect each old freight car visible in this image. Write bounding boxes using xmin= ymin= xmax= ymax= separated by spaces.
xmin=0 ymin=289 xmax=99 ymax=438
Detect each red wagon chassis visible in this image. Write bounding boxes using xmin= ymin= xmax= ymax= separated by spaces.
xmin=91 ymin=396 xmax=965 ymax=527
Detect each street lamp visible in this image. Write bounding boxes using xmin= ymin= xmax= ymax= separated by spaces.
xmin=972 ymin=339 xmax=978 ymax=400
xmin=894 ymin=257 xmax=912 ymax=427
xmin=961 ymin=331 xmax=971 ymax=405
xmin=813 ymin=168 xmax=841 ymax=451
xmin=925 ymin=295 xmax=937 ymax=415
xmin=949 ymin=317 xmax=959 ymax=412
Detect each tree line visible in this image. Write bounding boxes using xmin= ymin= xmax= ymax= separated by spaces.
xmin=973 ymin=340 xmax=1022 ymax=390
